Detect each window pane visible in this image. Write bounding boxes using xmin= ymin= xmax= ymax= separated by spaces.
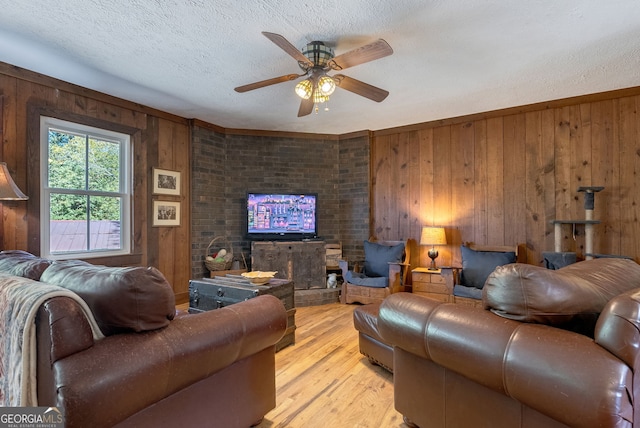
xmin=49 ymin=193 xmax=88 ymax=253
xmin=50 ymin=193 xmax=87 ymax=220
xmin=89 ymin=138 xmax=120 ymax=192
xmin=90 ymin=196 xmax=122 ymax=250
xmin=48 ymin=131 xmax=86 ymax=190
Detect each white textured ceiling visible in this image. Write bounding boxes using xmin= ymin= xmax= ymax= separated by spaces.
xmin=0 ymin=1 xmax=639 ymax=135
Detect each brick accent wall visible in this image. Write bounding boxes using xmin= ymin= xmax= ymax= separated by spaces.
xmin=338 ymin=134 xmax=370 ymax=263
xmin=190 ymin=127 xmax=370 ymax=280
xmin=191 ymin=126 xmax=226 ymax=279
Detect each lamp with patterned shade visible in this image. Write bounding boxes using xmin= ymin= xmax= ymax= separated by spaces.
xmin=420 ymin=227 xmax=446 ymax=270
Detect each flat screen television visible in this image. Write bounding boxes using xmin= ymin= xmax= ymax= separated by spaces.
xmin=246 ymin=193 xmax=318 ymax=240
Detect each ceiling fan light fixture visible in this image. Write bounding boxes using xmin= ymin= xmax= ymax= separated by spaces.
xmin=302 ymin=41 xmax=334 ymax=68
xmin=312 ymin=91 xmax=329 ymax=104
xmin=294 ymin=79 xmax=313 ymax=99
xmin=317 ymin=75 xmax=336 ymax=96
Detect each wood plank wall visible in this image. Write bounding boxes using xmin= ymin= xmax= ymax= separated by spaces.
xmin=0 ymin=64 xmax=192 ymax=302
xmin=371 ymin=90 xmax=640 ymax=269
xmin=3 ymin=61 xmax=640 ymax=297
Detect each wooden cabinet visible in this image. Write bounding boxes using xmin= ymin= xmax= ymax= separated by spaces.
xmin=251 ymin=241 xmax=326 ymax=290
xmin=412 ymin=268 xmax=452 ymax=302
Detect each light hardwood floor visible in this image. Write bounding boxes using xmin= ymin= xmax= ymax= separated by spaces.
xmin=255 ymin=303 xmax=409 ymax=428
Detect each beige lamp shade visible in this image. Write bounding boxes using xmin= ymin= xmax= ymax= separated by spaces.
xmin=420 ymin=227 xmax=447 ymax=246
xmin=420 ymin=226 xmax=446 ymax=270
xmin=0 ymin=162 xmax=28 ymax=200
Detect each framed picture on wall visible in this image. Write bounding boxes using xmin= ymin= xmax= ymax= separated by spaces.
xmin=152 ymin=168 xmax=181 ymax=196
xmin=153 ymin=200 xmax=181 ymax=227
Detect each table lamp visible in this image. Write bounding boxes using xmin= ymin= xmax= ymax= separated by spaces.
xmin=0 ymin=162 xmax=28 ymax=200
xmin=420 ymin=227 xmax=447 ymax=270
xmin=0 ymin=162 xmax=28 ymax=251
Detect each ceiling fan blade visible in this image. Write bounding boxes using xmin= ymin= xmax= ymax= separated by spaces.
xmin=333 ymin=74 xmax=389 ymax=102
xmin=328 ymin=39 xmax=393 ymax=71
xmin=234 ymin=74 xmax=304 ymax=93
xmin=297 ymin=95 xmax=314 ymax=117
xmin=262 ymin=32 xmax=314 ymax=68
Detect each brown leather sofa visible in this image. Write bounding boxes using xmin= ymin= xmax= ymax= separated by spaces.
xmin=377 ymin=258 xmax=640 ymax=428
xmin=0 ymin=251 xmax=287 ymax=428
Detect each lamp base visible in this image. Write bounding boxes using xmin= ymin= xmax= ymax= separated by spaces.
xmin=428 ymin=248 xmax=439 ymax=271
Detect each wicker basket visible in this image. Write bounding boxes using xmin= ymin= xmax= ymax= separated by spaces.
xmin=205 ymin=236 xmax=234 ymax=271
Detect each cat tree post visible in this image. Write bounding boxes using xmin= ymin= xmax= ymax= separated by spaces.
xmin=579 ymin=186 xmax=604 ymax=260
xmin=550 ymin=186 xmax=603 ymax=263
xmin=553 ymin=222 xmax=562 ymax=252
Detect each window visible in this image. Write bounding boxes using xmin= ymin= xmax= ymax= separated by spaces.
xmin=40 ymin=116 xmax=132 ymax=259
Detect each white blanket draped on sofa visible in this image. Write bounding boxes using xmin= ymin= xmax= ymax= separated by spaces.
xmin=0 ymin=273 xmax=103 ymax=406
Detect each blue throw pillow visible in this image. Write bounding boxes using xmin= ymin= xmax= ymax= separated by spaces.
xmin=459 ymin=245 xmax=516 ymax=289
xmin=363 ymin=241 xmax=405 ymax=278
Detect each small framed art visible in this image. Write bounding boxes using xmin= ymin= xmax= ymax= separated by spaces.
xmin=153 ymin=168 xmax=181 ymax=196
xmin=152 ymin=200 xmax=181 ymax=227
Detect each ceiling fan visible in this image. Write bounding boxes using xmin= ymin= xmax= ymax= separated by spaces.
xmin=234 ymin=32 xmax=393 ymax=117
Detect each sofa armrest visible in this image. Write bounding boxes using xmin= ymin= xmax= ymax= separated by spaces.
xmin=41 ymin=295 xmax=287 ymax=427
xmin=595 ymin=288 xmax=640 ymax=369
xmin=338 ymin=259 xmax=350 ymax=279
xmin=504 ymin=323 xmax=632 ymax=428
xmin=37 ymin=297 xmax=96 ymax=363
xmin=387 ymin=262 xmax=406 ymax=291
xmin=339 ymin=259 xmax=365 ymax=274
xmin=37 ymin=297 xmax=97 ymax=406
xmin=439 ymin=267 xmax=458 ymax=289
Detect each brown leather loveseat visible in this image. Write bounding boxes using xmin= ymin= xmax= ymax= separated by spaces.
xmin=0 ymin=251 xmax=287 ymax=428
xmin=378 ymin=257 xmax=640 ymax=428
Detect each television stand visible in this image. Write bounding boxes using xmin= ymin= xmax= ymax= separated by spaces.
xmin=251 ymin=240 xmax=326 ymax=290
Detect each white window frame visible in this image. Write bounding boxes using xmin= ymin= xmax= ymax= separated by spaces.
xmin=40 ymin=116 xmax=132 ymax=260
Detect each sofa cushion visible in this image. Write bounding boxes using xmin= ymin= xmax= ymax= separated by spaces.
xmin=40 ymin=260 xmax=175 ymax=335
xmin=483 ymin=258 xmax=640 ymax=335
xmin=363 ymin=241 xmax=404 ymax=278
xmin=453 ymin=284 xmax=483 ymax=299
xmin=459 ymin=245 xmax=516 ymax=289
xmin=0 ymin=250 xmax=52 ymax=280
xmin=344 ymin=271 xmax=389 ymax=288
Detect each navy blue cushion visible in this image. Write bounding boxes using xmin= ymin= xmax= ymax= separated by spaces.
xmin=345 ymin=271 xmax=389 ymax=288
xmin=453 ymin=284 xmax=483 ymax=299
xmin=363 ymin=241 xmax=405 ymax=278
xmin=459 ymin=245 xmax=516 ymax=289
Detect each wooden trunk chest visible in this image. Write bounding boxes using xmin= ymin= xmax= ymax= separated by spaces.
xmin=188 ymin=276 xmax=296 ymax=351
xmin=251 ymin=240 xmax=326 ymax=290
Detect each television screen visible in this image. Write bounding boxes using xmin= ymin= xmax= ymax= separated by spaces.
xmin=247 ymin=193 xmax=317 ymax=239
